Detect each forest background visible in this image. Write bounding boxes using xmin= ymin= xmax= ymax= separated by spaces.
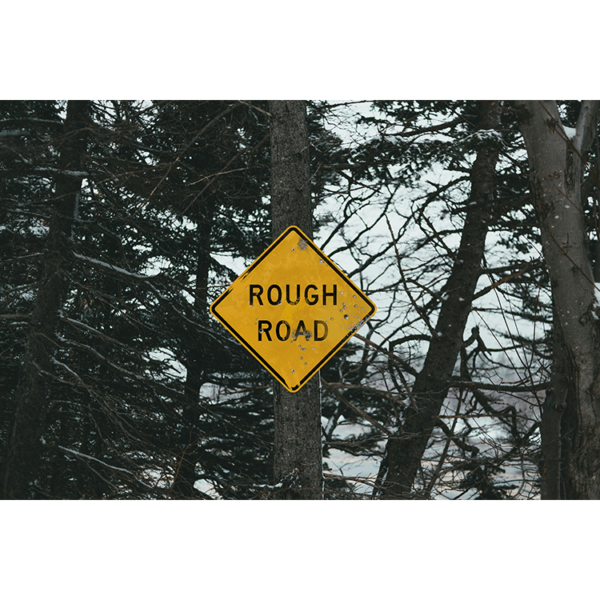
xmin=1 ymin=98 xmax=575 ymax=500
xmin=4 ymin=3 xmax=600 ymax=599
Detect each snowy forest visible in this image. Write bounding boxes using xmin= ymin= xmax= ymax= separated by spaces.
xmin=2 ymin=99 xmax=600 ymax=500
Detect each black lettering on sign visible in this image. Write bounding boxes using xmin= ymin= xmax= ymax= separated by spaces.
xmin=249 ymin=285 xmax=263 ymax=306
xmin=258 ymin=320 xmax=272 ymax=341
xmin=314 ymin=320 xmax=328 ymax=341
xmin=267 ymin=285 xmax=282 ymax=305
xmin=323 ymin=284 xmax=337 ymax=306
xmin=294 ymin=320 xmax=311 ymax=341
xmin=259 ymin=319 xmax=329 ymax=343
xmin=305 ymin=285 xmax=318 ymax=306
xmin=286 ymin=284 xmax=301 ymax=305
xmin=276 ymin=320 xmax=291 ymax=341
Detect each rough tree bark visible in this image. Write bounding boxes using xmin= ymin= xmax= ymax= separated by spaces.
xmin=380 ymin=101 xmax=501 ymax=499
xmin=3 ymin=101 xmax=89 ymax=499
xmin=516 ymin=100 xmax=600 ymax=499
xmin=269 ymin=100 xmax=322 ymax=499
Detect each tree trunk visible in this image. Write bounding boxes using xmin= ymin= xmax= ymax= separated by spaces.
xmin=269 ymin=100 xmax=322 ymax=499
xmin=516 ymin=100 xmax=600 ymax=499
xmin=538 ymin=302 xmax=567 ymax=499
xmin=3 ymin=101 xmax=89 ymax=499
xmin=381 ymin=101 xmax=501 ymax=499
xmin=171 ymin=197 xmax=215 ymax=498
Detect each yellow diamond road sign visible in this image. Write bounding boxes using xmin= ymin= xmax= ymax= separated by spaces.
xmin=210 ymin=226 xmax=376 ymax=393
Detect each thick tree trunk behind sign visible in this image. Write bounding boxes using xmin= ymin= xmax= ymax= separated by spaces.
xmin=3 ymin=101 xmax=89 ymax=499
xmin=269 ymin=100 xmax=322 ymax=499
xmin=516 ymin=100 xmax=600 ymax=499
xmin=380 ymin=101 xmax=501 ymax=499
